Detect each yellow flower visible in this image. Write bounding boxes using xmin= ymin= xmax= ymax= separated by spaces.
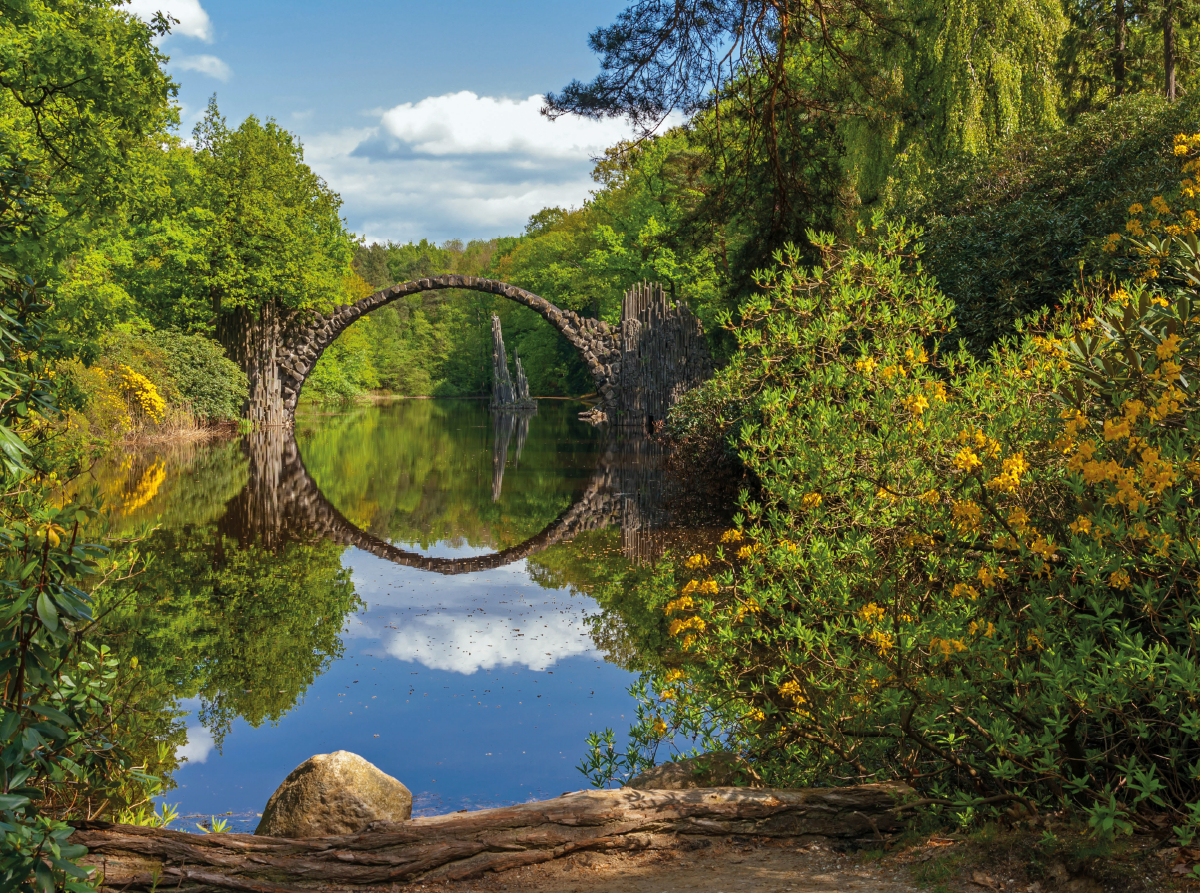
xmin=778 ymin=679 xmax=804 ymax=703
xmin=867 ymin=628 xmax=895 ymax=653
xmin=1129 ymin=203 xmax=1145 ymax=215
xmin=651 ymin=718 xmax=668 ymax=736
xmin=953 ymin=448 xmax=982 ymax=473
xmin=1007 ymin=506 xmax=1033 ymax=536
xmin=1156 ymin=334 xmax=1183 ymax=359
xmin=968 ymin=620 xmax=996 ymax=639
xmin=684 ymin=553 xmax=710 ymax=570
xmin=1030 ymin=536 xmax=1057 ymax=561
xmin=987 ymin=453 xmax=1027 ymax=493
xmin=720 ymin=528 xmax=743 ymax=543
xmin=1068 ymin=515 xmax=1092 ymax=536
xmin=698 ymin=579 xmax=720 ymax=595
xmin=929 ymin=637 xmax=966 ymax=656
xmin=669 ymin=616 xmax=706 ymax=637
xmin=904 ymin=394 xmax=930 ymax=415
xmin=952 ymin=499 xmax=984 ymax=534
xmin=665 ymin=596 xmax=695 ymax=615
xmin=801 ymin=492 xmax=822 ymax=510
xmin=952 ymin=583 xmax=979 ymax=601
xmin=854 ymin=357 xmax=877 ymax=375
xmin=859 ymin=602 xmax=886 ymax=624
xmin=977 ymin=564 xmax=1007 ymax=588
xmin=925 ymin=381 xmax=948 ymax=404
xmin=736 ymin=545 xmax=754 ymax=560
xmin=1109 ymin=569 xmax=1132 ymax=590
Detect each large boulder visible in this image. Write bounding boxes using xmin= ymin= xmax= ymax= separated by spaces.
xmin=626 ymin=753 xmax=761 ymax=790
xmin=255 ymin=751 xmax=411 ymax=837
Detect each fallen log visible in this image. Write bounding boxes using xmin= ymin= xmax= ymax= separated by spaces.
xmin=72 ymin=785 xmax=912 ymax=892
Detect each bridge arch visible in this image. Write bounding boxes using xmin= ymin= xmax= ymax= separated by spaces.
xmin=226 ymin=430 xmax=623 ymax=575
xmin=273 ymin=276 xmax=623 ymax=425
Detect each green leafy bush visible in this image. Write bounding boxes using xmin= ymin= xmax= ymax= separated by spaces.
xmin=893 ymin=93 xmax=1200 ymax=354
xmin=611 ymin=140 xmax=1200 ymax=838
xmin=146 ymin=331 xmax=247 ymax=421
xmin=0 ymin=275 xmax=157 ymax=892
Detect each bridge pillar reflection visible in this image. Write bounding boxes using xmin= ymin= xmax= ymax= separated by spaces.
xmin=216 ymin=427 xmax=682 ymax=572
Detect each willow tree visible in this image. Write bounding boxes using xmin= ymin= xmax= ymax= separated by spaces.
xmin=546 ymin=0 xmax=1067 ymax=221
xmin=190 ymin=100 xmax=352 ymax=425
xmin=844 ymin=0 xmax=1066 ymax=203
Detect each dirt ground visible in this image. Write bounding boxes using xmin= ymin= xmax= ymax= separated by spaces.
xmin=395 ymin=830 xmax=1193 ymax=893
xmin=405 ymin=837 xmax=921 ymax=893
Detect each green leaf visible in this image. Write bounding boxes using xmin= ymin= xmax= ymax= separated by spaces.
xmin=0 ymin=793 xmax=31 ymax=811
xmin=34 ymin=859 xmax=54 ymax=893
xmin=29 ymin=704 xmax=74 ymax=729
xmin=36 ymin=593 xmax=58 ymax=632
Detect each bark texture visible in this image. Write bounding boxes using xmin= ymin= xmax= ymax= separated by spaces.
xmin=73 ymin=786 xmax=910 ymax=892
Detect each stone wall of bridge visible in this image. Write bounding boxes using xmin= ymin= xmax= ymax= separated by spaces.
xmin=254 ymin=276 xmax=713 ymax=432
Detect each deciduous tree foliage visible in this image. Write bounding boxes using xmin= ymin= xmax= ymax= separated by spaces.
xmin=0 ymin=2 xmax=177 ymax=888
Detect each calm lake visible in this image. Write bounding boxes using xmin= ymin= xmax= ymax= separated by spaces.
xmin=84 ymin=399 xmax=714 ymax=831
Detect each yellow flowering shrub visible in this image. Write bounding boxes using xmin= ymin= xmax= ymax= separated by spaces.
xmin=607 ymin=203 xmax=1200 ymax=839
xmin=114 ymin=365 xmax=166 ymax=422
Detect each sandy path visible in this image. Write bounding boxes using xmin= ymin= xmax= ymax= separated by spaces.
xmin=408 ymin=837 xmax=921 ymax=893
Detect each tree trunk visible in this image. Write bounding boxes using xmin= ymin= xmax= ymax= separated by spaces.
xmin=217 ymin=302 xmax=287 ymax=427
xmin=1164 ymin=0 xmax=1177 ymax=101
xmin=71 ymin=786 xmax=910 ymax=892
xmin=1114 ymin=0 xmax=1127 ymax=95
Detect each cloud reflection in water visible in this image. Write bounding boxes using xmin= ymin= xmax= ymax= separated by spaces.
xmin=343 ymin=550 xmax=598 ymax=675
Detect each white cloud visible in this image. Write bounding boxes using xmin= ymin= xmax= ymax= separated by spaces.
xmin=173 ymin=54 xmax=231 ymax=82
xmin=176 ymin=725 xmax=215 ymax=764
xmin=126 ymin=0 xmax=213 ymax=41
xmin=379 ymin=92 xmax=641 ymax=159
xmin=300 ymin=94 xmax=682 ymax=244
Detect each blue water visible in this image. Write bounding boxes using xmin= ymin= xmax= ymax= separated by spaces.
xmin=122 ymin=401 xmax=653 ymax=830
xmin=168 ymin=549 xmax=638 ymax=829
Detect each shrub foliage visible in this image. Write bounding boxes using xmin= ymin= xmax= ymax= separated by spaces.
xmin=601 ymin=134 xmax=1200 ymax=840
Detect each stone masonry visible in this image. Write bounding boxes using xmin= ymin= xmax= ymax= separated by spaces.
xmin=276 ymin=276 xmax=623 ymax=426
xmin=268 ymin=276 xmax=714 ymax=430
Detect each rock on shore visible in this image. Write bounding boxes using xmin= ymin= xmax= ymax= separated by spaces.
xmin=254 ymin=750 xmax=412 ymax=837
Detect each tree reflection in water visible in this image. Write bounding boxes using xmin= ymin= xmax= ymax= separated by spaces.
xmin=88 ymin=400 xmax=726 ymax=805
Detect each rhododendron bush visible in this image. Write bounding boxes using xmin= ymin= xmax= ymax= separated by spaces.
xmin=592 ymin=135 xmax=1200 ymax=840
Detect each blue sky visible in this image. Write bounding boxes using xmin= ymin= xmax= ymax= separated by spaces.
xmin=127 ymin=0 xmax=648 ymax=244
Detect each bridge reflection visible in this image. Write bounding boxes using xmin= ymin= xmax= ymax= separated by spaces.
xmin=216 ymin=424 xmax=676 ymax=575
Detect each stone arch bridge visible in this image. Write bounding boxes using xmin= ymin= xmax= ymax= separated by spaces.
xmin=242 ymin=277 xmax=712 ymax=430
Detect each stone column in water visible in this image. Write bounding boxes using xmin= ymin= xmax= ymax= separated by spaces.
xmin=490 ymin=314 xmax=516 ymax=408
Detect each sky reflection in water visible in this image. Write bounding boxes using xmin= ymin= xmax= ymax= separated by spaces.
xmin=146 ymin=401 xmax=645 ymax=829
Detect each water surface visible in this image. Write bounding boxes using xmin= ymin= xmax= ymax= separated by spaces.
xmin=90 ymin=400 xmax=690 ymax=829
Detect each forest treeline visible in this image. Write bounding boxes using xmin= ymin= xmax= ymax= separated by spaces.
xmin=2 ymin=0 xmax=1200 ymax=887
